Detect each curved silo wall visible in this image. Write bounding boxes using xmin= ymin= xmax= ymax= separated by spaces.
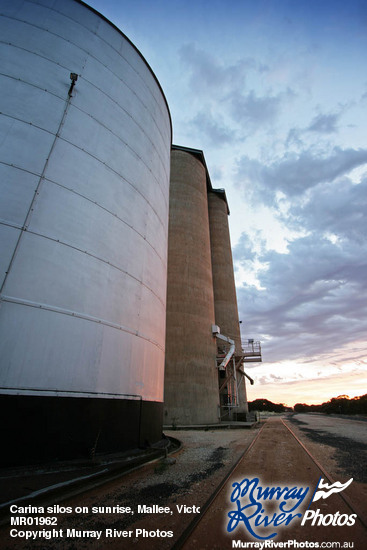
xmin=208 ymin=191 xmax=248 ymax=412
xmin=164 ymin=149 xmax=219 ymax=425
xmin=0 ymin=0 xmax=171 ymax=463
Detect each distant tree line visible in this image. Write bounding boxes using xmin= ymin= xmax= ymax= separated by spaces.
xmin=294 ymin=394 xmax=367 ymax=415
xmin=248 ymin=398 xmax=290 ymax=413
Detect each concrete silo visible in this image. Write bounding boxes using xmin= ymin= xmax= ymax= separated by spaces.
xmin=164 ymin=147 xmax=219 ymax=425
xmin=0 ymin=0 xmax=171 ymax=464
xmin=164 ymin=146 xmax=260 ymax=424
xmin=208 ymin=190 xmax=249 ymax=416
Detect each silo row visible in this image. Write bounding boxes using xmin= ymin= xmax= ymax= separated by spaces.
xmin=0 ymin=0 xmax=250 ymax=465
xmin=164 ymin=147 xmax=248 ymax=425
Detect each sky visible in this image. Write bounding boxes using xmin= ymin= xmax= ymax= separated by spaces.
xmin=87 ymin=0 xmax=367 ymax=407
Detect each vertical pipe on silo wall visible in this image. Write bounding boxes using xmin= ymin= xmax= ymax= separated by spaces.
xmin=164 ymin=150 xmax=219 ymax=425
xmin=208 ymin=191 xmax=248 ymax=413
xmin=0 ymin=0 xmax=171 ymax=464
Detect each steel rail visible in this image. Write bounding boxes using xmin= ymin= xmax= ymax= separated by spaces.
xmin=171 ymin=422 xmax=266 ymax=550
xmin=173 ymin=417 xmax=367 ymax=549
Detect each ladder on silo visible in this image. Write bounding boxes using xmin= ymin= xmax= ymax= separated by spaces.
xmin=216 ymin=349 xmax=238 ymax=420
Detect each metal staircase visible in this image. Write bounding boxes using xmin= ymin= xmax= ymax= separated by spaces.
xmin=215 ymin=337 xmax=262 ymax=420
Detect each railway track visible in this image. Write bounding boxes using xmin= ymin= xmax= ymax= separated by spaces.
xmin=172 ymin=417 xmax=367 ymax=549
xmin=1 ymin=417 xmax=365 ymax=549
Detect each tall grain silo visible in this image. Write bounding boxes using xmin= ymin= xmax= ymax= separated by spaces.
xmin=164 ymin=146 xmax=220 ymax=425
xmin=0 ymin=0 xmax=171 ymax=464
xmin=208 ymin=190 xmax=249 ymax=415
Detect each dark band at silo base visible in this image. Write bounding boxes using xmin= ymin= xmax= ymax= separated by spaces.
xmin=0 ymin=394 xmax=164 ymax=466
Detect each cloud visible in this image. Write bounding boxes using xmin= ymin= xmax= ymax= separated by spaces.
xmin=229 ymin=89 xmax=285 ymax=126
xmin=179 ymin=43 xmax=286 ymax=141
xmin=236 ymin=147 xmax=367 ymax=204
xmin=234 ymin=172 xmax=367 ymax=364
xmin=307 ymin=112 xmax=340 ymax=134
xmin=270 ymin=374 xmax=283 ymax=381
xmin=286 ymin=111 xmax=342 ymax=146
xmin=233 ymin=232 xmax=261 ymax=263
xmin=179 ymin=43 xmax=258 ymax=98
xmin=287 ymin=176 xmax=367 ymax=244
xmin=190 ymin=110 xmax=237 ymax=145
xmin=236 ymin=239 xmax=367 ymax=363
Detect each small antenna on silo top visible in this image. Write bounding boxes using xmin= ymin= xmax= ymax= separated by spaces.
xmin=68 ymin=72 xmax=78 ymax=97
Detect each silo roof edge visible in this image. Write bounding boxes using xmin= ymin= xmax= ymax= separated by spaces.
xmin=172 ymin=144 xmax=230 ymax=214
xmin=77 ymin=0 xmax=172 ymax=141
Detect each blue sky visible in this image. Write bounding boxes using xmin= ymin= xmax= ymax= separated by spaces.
xmin=87 ymin=0 xmax=367 ymax=406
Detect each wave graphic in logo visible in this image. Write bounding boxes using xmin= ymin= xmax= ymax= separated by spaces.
xmin=312 ymin=477 xmax=353 ymax=503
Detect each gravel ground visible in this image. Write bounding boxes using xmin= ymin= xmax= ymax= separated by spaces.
xmin=288 ymin=414 xmax=367 ymax=482
xmin=291 ymin=413 xmax=367 ymax=443
xmin=1 ymin=428 xmax=259 ymax=550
